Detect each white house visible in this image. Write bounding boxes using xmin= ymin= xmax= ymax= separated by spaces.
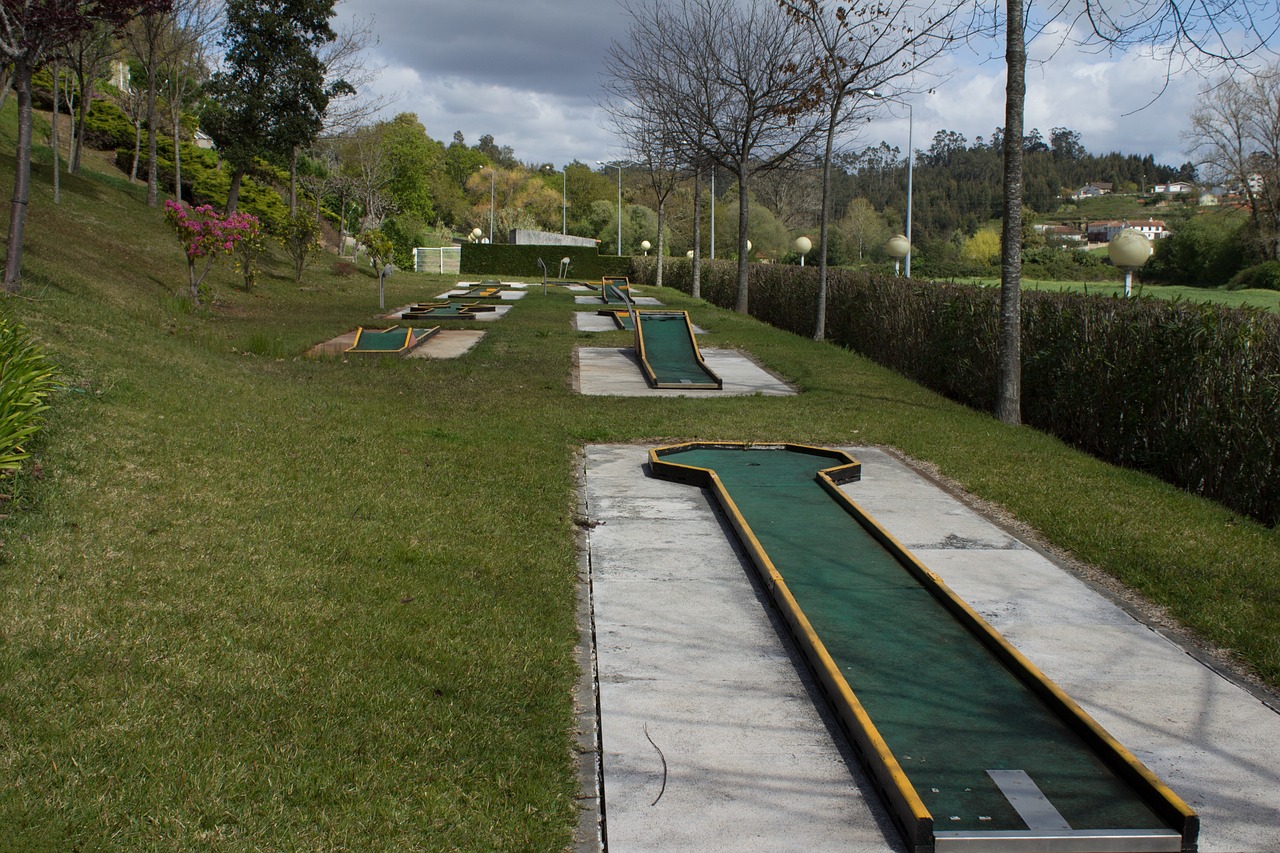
xmin=1153 ymin=181 xmax=1196 ymax=195
xmin=1073 ymin=182 xmax=1113 ymax=199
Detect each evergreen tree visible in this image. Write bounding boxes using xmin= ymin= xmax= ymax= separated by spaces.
xmin=201 ymin=0 xmax=344 ymax=212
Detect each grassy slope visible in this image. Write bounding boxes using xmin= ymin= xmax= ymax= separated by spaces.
xmin=2 ymin=117 xmax=1278 ymax=849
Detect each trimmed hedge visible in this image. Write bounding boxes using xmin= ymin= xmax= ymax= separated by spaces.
xmin=636 ymin=258 xmax=1280 ymax=526
xmin=460 ymin=244 xmax=631 ymax=279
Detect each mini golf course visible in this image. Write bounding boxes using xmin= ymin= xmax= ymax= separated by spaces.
xmin=344 ymin=325 xmax=438 ymax=355
xmin=401 ymin=302 xmax=495 ymax=320
xmin=600 ymin=276 xmax=631 ymax=305
xmin=597 ymin=308 xmax=634 ymax=330
xmin=634 ymin=310 xmax=722 ymax=389
xmin=649 ymin=442 xmax=1197 ymax=853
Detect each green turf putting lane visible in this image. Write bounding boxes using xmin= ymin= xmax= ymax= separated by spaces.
xmin=634 ymin=311 xmax=722 ymax=389
xmin=345 ymin=325 xmax=437 ymax=354
xmin=649 ymin=442 xmax=1197 ymax=853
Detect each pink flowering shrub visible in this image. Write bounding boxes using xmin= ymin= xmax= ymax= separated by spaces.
xmin=163 ymin=200 xmax=261 ymax=303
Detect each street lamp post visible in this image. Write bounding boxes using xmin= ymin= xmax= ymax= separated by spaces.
xmin=863 ymin=90 xmax=915 ymax=277
xmin=543 ymin=164 xmax=567 ymax=234
xmin=477 ymin=166 xmax=495 ymax=243
xmin=597 ymin=160 xmax=625 ymax=256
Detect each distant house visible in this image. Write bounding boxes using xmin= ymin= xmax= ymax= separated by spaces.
xmin=1085 ymin=219 xmax=1168 ymax=244
xmin=1130 ymin=218 xmax=1168 ymax=240
xmin=1153 ymin=181 xmax=1196 ymax=195
xmin=1034 ymin=224 xmax=1086 ymax=245
xmin=1074 ymin=182 xmax=1113 ymax=199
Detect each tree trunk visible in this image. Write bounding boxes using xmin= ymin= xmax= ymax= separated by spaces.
xmin=73 ymin=79 xmax=93 ymax=174
xmin=145 ymin=58 xmax=158 ymax=206
xmin=227 ymin=169 xmax=244 ymax=213
xmin=172 ymin=114 xmax=183 ymax=201
xmin=691 ymin=170 xmax=701 ymax=299
xmin=4 ymin=61 xmax=35 ymax=290
xmin=655 ymin=198 xmax=665 ymax=289
xmin=131 ymin=118 xmax=142 ymax=181
xmin=51 ymin=62 xmax=61 ymax=204
xmin=290 ymin=145 xmax=299 ymax=216
xmin=996 ymin=0 xmax=1027 ymax=425
xmin=735 ymin=166 xmax=750 ymax=314
xmin=815 ymin=104 xmax=839 ymax=341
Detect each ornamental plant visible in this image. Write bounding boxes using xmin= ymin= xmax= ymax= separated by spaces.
xmin=232 ymin=216 xmax=268 ymax=292
xmin=0 ymin=317 xmax=60 ymax=476
xmin=163 ymin=200 xmax=260 ymax=303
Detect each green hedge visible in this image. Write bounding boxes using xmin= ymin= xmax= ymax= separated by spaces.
xmin=638 ymin=258 xmax=1280 ymax=526
xmin=460 ymin=244 xmax=631 ymax=279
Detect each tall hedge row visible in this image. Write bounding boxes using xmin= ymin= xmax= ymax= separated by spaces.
xmin=635 ymin=258 xmax=1280 ymax=526
xmin=461 ymin=244 xmax=631 ymax=279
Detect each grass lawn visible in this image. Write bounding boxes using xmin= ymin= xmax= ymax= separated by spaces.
xmin=955 ymin=276 xmax=1280 ymax=311
xmin=2 ymin=131 xmax=1279 ymax=848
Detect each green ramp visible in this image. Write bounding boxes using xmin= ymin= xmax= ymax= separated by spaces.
xmin=345 ymin=326 xmax=437 ymax=354
xmin=633 ymin=311 xmax=721 ymax=389
xmin=650 ymin=442 xmax=1197 ymax=853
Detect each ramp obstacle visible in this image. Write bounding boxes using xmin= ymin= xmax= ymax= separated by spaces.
xmin=633 ymin=310 xmax=722 ymax=390
xmin=344 ymin=325 xmax=438 ymax=355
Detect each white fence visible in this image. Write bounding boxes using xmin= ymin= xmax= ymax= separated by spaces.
xmin=414 ymin=246 xmax=461 ymax=274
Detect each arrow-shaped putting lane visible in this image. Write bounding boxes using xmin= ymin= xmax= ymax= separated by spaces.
xmin=649 ymin=442 xmax=1196 ymax=853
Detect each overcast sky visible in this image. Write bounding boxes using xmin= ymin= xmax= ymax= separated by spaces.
xmin=335 ymin=0 xmax=1255 ymax=173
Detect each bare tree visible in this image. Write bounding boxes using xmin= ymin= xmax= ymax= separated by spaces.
xmin=988 ymin=0 xmax=1279 ymax=424
xmin=159 ymin=0 xmax=222 ymax=201
xmin=63 ymin=21 xmax=120 ymax=174
xmin=779 ymin=0 xmax=970 ymax=340
xmin=1186 ymin=67 xmax=1280 ymax=260
xmin=614 ymin=0 xmax=825 ymax=314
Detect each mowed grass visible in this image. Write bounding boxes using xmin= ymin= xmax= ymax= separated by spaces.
xmin=2 ymin=123 xmax=1279 ymax=848
xmin=962 ymin=276 xmax=1280 ymax=310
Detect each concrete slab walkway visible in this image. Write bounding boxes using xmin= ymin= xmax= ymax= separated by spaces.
xmin=575 ymin=348 xmax=794 ymax=397
xmin=578 ymin=444 xmax=1280 ymax=852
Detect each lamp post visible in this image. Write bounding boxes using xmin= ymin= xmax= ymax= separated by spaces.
xmin=793 ymin=236 xmax=812 ymax=266
xmin=597 ymin=160 xmax=625 ymax=256
xmin=1108 ymin=229 xmax=1153 ymax=297
xmin=863 ymin=90 xmax=915 ymax=277
xmin=886 ymin=234 xmax=909 ymax=276
xmin=641 ymin=240 xmax=651 ymax=256
xmin=543 ymin=164 xmax=567 ymax=234
xmin=709 ymin=169 xmax=715 ymax=260
xmin=477 ymin=166 xmax=495 ymax=243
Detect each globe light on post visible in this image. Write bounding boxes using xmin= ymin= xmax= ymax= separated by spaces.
xmin=641 ymin=240 xmax=651 ymax=256
xmin=886 ymin=234 xmax=910 ymax=277
xmin=471 ymin=227 xmax=482 ymax=243
xmin=1108 ymin=229 xmax=1153 ymax=297
xmin=793 ymin=236 xmax=812 ymax=267
xmin=687 ymin=250 xmax=695 ymax=259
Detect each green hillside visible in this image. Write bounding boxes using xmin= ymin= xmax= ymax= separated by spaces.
xmin=2 ymin=107 xmax=1278 ymax=849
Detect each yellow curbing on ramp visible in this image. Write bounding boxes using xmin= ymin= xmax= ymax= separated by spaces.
xmin=649 ymin=441 xmax=1198 ymax=853
xmin=815 ymin=472 xmax=1201 ymax=849
xmin=633 ymin=310 xmax=723 ymax=390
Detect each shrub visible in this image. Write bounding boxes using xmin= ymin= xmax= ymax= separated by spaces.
xmin=1228 ymin=261 xmax=1280 ymax=292
xmin=642 ymin=261 xmax=1280 ymax=526
xmin=82 ymin=99 xmax=136 ymax=150
xmin=0 ymin=318 xmax=61 ymax=475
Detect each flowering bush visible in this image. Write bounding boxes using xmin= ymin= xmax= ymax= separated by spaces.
xmin=163 ymin=200 xmax=261 ymax=302
xmin=232 ymin=218 xmax=268 ymax=292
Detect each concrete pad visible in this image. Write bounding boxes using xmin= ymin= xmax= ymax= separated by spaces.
xmin=574 ymin=295 xmax=663 ymax=306
xmin=573 ymin=312 xmax=706 ymax=333
xmin=388 ymin=304 xmax=512 ymax=322
xmin=575 ymin=347 xmax=795 ymax=397
xmin=580 ymin=444 xmax=1280 ymax=853
xmin=405 ymin=329 xmax=485 ymax=359
xmin=440 ymin=289 xmax=526 ymax=300
xmin=582 ymin=444 xmax=900 ymax=853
